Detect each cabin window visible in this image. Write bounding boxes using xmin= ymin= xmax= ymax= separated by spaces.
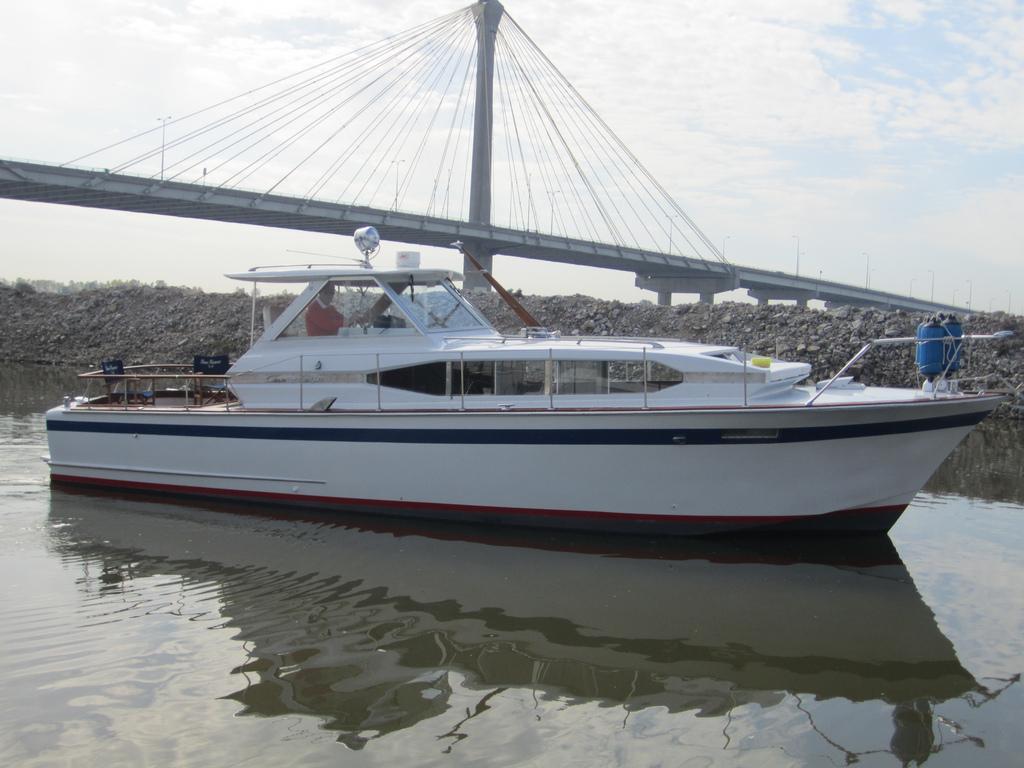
xmin=556 ymin=361 xmax=606 ymax=394
xmin=370 ymin=361 xmax=448 ymax=396
xmin=459 ymin=360 xmax=495 ymax=395
xmin=367 ymin=358 xmax=683 ymax=398
xmin=452 ymin=360 xmax=548 ymax=396
xmin=607 ymin=361 xmax=645 ymax=393
xmin=386 ymin=281 xmax=486 ymax=332
xmin=278 ymin=280 xmax=416 ymax=339
xmin=646 ymin=361 xmax=685 ymax=391
xmin=555 ymin=360 xmax=683 ymax=394
xmin=495 ymin=360 xmax=547 ymax=395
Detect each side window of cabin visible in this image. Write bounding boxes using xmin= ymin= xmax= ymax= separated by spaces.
xmin=555 ymin=360 xmax=683 ymax=394
xmin=367 ymin=358 xmax=683 ymax=397
xmin=278 ymin=280 xmax=415 ymax=339
xmin=456 ymin=360 xmax=547 ymax=396
xmin=556 ymin=361 xmax=606 ymax=394
xmin=371 ymin=360 xmax=548 ymax=397
xmin=495 ymin=360 xmax=547 ymax=395
xmin=459 ymin=361 xmax=495 ymax=395
xmin=370 ymin=362 xmax=448 ymax=396
xmin=608 ymin=361 xmax=646 ymax=393
xmin=646 ymin=361 xmax=684 ymax=390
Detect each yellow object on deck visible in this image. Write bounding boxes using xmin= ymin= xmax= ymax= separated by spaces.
xmin=751 ymin=357 xmax=771 ymax=368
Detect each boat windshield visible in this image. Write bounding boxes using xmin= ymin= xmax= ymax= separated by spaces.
xmin=277 ymin=278 xmax=418 ymax=339
xmin=385 ymin=280 xmax=488 ymax=333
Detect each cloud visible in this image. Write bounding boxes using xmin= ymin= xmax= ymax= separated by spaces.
xmin=914 ymin=176 xmax=1024 ymax=270
xmin=1 ymin=0 xmax=1021 ymax=310
xmin=876 ymin=0 xmax=930 ymax=24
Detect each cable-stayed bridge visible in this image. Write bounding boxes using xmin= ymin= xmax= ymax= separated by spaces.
xmin=0 ymin=1 xmax=962 ymax=313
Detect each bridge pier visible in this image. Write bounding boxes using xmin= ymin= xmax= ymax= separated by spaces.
xmin=461 ymin=240 xmax=496 ymax=291
xmin=636 ymin=274 xmax=740 ymax=306
xmin=464 ymin=0 xmax=504 ymax=292
xmin=747 ymin=288 xmax=817 ymax=307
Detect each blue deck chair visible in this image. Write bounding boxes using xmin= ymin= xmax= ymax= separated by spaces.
xmin=101 ymin=359 xmax=153 ymax=404
xmin=193 ymin=355 xmax=231 ymax=404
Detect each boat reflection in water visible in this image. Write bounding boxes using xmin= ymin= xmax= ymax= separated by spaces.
xmin=47 ymin=490 xmax=995 ymax=760
xmin=925 ymin=421 xmax=1024 ymax=506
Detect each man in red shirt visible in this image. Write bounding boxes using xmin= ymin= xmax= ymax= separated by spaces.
xmin=305 ymin=283 xmax=345 ymax=336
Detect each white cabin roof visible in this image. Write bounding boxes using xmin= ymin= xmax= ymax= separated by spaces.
xmin=225 ymin=264 xmax=463 ymax=283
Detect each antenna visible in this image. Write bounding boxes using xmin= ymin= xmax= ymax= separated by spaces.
xmin=284 ymin=249 xmax=366 ymax=267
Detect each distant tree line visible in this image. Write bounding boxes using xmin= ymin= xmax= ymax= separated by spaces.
xmin=1 ymin=278 xmax=180 ymax=293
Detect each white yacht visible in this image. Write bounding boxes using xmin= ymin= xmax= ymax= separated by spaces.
xmin=45 ymin=229 xmax=1009 ymax=534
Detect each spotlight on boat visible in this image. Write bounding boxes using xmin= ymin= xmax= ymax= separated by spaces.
xmin=353 ymin=226 xmax=381 ymax=266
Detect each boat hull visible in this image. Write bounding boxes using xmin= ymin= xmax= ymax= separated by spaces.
xmin=46 ymin=395 xmax=1001 ymax=534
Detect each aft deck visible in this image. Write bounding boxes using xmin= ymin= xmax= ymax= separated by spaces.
xmin=76 ymin=365 xmax=238 ymax=410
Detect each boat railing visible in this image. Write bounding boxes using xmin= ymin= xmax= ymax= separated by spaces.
xmin=77 ymin=364 xmax=235 ymax=410
xmin=242 ymin=263 xmax=357 ymax=273
xmin=442 ymin=334 xmax=668 ymax=349
xmin=806 ymin=331 xmax=1014 ymax=406
xmin=238 ymin=348 xmax=749 ymax=412
xmin=82 ymin=332 xmax=992 ymax=413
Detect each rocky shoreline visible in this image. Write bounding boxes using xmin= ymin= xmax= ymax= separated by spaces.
xmin=3 ymin=282 xmax=1021 ymax=417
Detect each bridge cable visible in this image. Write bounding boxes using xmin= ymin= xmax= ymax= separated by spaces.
xmin=69 ymin=8 xmax=464 ymax=172
xmin=498 ymin=18 xmax=619 ymax=245
xmin=333 ymin=17 xmax=474 ymax=207
xmin=501 ymin=15 xmax=671 ymax=254
xmin=502 ymin=12 xmax=727 ymax=265
xmin=259 ymin=13 xmax=473 ymax=201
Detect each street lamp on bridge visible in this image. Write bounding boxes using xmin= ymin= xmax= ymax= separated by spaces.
xmin=667 ymin=214 xmax=680 ymax=254
xmin=928 ymin=269 xmax=935 ymax=302
xmin=390 ymin=159 xmax=406 ymax=211
xmin=862 ymin=252 xmax=870 ymax=288
xmin=792 ymin=235 xmax=800 ymax=276
xmin=548 ymin=190 xmax=562 ymax=234
xmin=157 ymin=115 xmax=172 ymax=181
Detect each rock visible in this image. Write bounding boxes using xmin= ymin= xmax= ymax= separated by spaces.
xmin=1 ymin=283 xmax=1021 ymax=418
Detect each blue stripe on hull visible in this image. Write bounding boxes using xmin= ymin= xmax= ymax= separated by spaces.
xmin=47 ymin=408 xmax=989 ymax=445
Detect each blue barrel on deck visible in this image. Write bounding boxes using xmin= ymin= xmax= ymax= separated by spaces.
xmin=942 ymin=313 xmax=963 ymax=372
xmin=915 ymin=315 xmax=945 ymax=377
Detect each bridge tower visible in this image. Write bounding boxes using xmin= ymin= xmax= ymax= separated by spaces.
xmin=463 ymin=0 xmax=504 ymax=290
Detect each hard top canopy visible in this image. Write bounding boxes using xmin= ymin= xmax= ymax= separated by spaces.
xmin=225 ymin=265 xmax=464 ymax=284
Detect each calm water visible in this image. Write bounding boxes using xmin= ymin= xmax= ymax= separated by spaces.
xmin=2 ymin=365 xmax=1023 ymax=767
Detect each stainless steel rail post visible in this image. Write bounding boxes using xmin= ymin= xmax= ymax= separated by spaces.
xmin=742 ymin=350 xmax=748 ymax=407
xmin=548 ymin=348 xmax=554 ymax=410
xmin=642 ymin=347 xmax=648 ymax=409
xmin=249 ymin=282 xmax=257 ymax=348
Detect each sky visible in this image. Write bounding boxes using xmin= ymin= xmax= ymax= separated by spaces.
xmin=2 ymin=0 xmax=1022 ymax=312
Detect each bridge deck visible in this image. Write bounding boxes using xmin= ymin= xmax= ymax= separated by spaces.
xmin=0 ymin=158 xmax=965 ymax=314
